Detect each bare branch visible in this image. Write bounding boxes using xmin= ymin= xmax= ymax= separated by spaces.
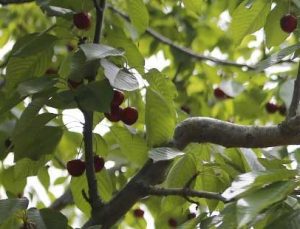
xmin=146 ymin=186 xmax=229 ymax=202
xmin=173 ymin=117 xmax=300 ymax=150
xmin=0 ymin=0 xmax=33 ymax=4
xmin=287 ymin=62 xmax=300 ymax=119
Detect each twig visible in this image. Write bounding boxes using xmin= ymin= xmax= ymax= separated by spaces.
xmin=146 ymin=186 xmax=229 ymax=202
xmin=93 ymin=0 xmax=106 ymax=44
xmin=107 ymin=5 xmax=254 ymax=70
xmin=287 ymin=62 xmax=300 ymax=119
xmin=49 ymin=189 xmax=73 ymax=211
xmin=0 ymin=0 xmax=33 ymax=4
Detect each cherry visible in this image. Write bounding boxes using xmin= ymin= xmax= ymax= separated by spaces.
xmin=181 ymin=105 xmax=191 ymax=114
xmin=133 ymin=208 xmax=144 ymax=218
xmin=111 ymin=90 xmax=125 ymax=106
xmin=67 ymin=79 xmax=83 ymax=89
xmin=105 ymin=106 xmax=123 ymax=122
xmin=94 ymin=156 xmax=105 ymax=172
xmin=278 ymin=104 xmax=287 ymax=116
xmin=168 ymin=218 xmax=177 ymax=227
xmin=214 ymin=87 xmax=229 ymax=99
xmin=66 ymin=44 xmax=75 ymax=52
xmin=265 ymin=102 xmax=278 ymax=114
xmin=45 ymin=68 xmax=57 ymax=75
xmin=66 ymin=159 xmax=85 ymax=177
xmin=280 ymin=14 xmax=298 ymax=33
xmin=121 ymin=107 xmax=138 ymax=125
xmin=4 ymin=138 xmax=12 ymax=148
xmin=73 ymin=12 xmax=91 ymax=30
xmin=187 ymin=212 xmax=196 ymax=220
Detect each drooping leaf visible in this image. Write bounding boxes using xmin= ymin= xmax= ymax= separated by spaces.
xmin=229 ymin=0 xmax=271 ymax=45
xmin=27 ymin=208 xmax=68 ymax=229
xmin=126 ymin=0 xmax=149 ymax=35
xmin=80 ymin=43 xmax=124 ymax=61
xmin=237 ymin=181 xmax=297 ymax=228
xmin=149 ymin=147 xmax=184 ymax=162
xmin=222 ymin=169 xmax=297 ymax=199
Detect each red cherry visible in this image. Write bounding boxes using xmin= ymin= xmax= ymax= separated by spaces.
xmin=280 ymin=14 xmax=298 ymax=33
xmin=121 ymin=107 xmax=138 ymax=125
xmin=168 ymin=218 xmax=177 ymax=227
xmin=66 ymin=44 xmax=75 ymax=52
xmin=214 ymin=87 xmax=228 ymax=99
xmin=265 ymin=102 xmax=278 ymax=114
xmin=187 ymin=212 xmax=196 ymax=220
xmin=66 ymin=159 xmax=86 ymax=177
xmin=94 ymin=156 xmax=105 ymax=172
xmin=180 ymin=105 xmax=191 ymax=114
xmin=278 ymin=105 xmax=287 ymax=116
xmin=67 ymin=79 xmax=83 ymax=89
xmin=133 ymin=208 xmax=144 ymax=218
xmin=111 ymin=90 xmax=125 ymax=106
xmin=73 ymin=12 xmax=91 ymax=30
xmin=45 ymin=68 xmax=57 ymax=75
xmin=105 ymin=106 xmax=123 ymax=122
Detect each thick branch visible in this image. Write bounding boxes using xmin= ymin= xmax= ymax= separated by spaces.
xmin=0 ymin=0 xmax=33 ymax=4
xmin=146 ymin=186 xmax=229 ymax=202
xmin=288 ymin=62 xmax=300 ymax=119
xmin=173 ymin=117 xmax=300 ymax=150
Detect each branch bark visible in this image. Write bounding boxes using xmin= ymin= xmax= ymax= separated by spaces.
xmin=146 ymin=186 xmax=229 ymax=202
xmin=0 ymin=0 xmax=33 ymax=4
xmin=288 ymin=61 xmax=300 ymax=119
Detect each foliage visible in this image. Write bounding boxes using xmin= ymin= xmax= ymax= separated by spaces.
xmin=0 ymin=0 xmax=300 ymax=228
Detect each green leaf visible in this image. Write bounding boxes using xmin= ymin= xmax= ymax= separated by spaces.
xmin=264 ymin=1 xmax=289 ymax=48
xmin=14 ymin=126 xmax=63 ymax=161
xmin=1 ymin=167 xmax=27 ymax=195
xmin=110 ymin=126 xmax=148 ymax=165
xmin=229 ymin=0 xmax=271 ymax=45
xmin=266 ymin=209 xmax=300 ymax=229
xmin=100 ymin=59 xmax=140 ymax=91
xmin=80 ymin=43 xmax=124 ymax=61
xmin=126 ymin=0 xmax=149 ymax=35
xmin=27 ymin=208 xmax=68 ymax=229
xmin=237 ymin=181 xmax=297 ymax=228
xmin=46 ymin=90 xmax=77 ymax=109
xmin=222 ymin=169 xmax=297 ymax=199
xmin=75 ymin=79 xmax=114 ymax=112
xmin=17 ymin=76 xmax=58 ymax=97
xmin=37 ymin=166 xmax=50 ymax=190
xmin=162 ymin=154 xmax=197 ymax=211
xmin=148 ymin=147 xmax=184 ymax=162
xmin=255 ymin=44 xmax=300 ymax=71
xmin=183 ymin=0 xmax=202 ymax=14
xmin=14 ymin=158 xmax=46 ymax=179
xmin=145 ymin=88 xmax=176 ymax=146
xmin=12 ymin=33 xmax=57 ymax=57
xmin=0 ymin=198 xmax=29 ymax=224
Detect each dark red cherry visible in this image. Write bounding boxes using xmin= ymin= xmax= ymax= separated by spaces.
xmin=67 ymin=79 xmax=83 ymax=89
xmin=111 ymin=90 xmax=125 ymax=106
xmin=133 ymin=208 xmax=144 ymax=218
xmin=104 ymin=106 xmax=123 ymax=122
xmin=66 ymin=159 xmax=85 ymax=177
xmin=121 ymin=107 xmax=138 ymax=125
xmin=94 ymin=156 xmax=105 ymax=172
xmin=280 ymin=14 xmax=298 ymax=33
xmin=168 ymin=218 xmax=177 ymax=227
xmin=265 ymin=102 xmax=278 ymax=114
xmin=73 ymin=12 xmax=91 ymax=30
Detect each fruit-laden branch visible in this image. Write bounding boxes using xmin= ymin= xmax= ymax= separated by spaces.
xmin=83 ymin=114 xmax=300 ymax=227
xmin=146 ymin=186 xmax=229 ymax=202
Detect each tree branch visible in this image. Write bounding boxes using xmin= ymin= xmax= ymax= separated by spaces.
xmin=0 ymin=0 xmax=33 ymax=4
xmin=146 ymin=186 xmax=229 ymax=202
xmin=107 ymin=5 xmax=254 ymax=70
xmin=287 ymin=61 xmax=300 ymax=119
xmin=173 ymin=117 xmax=300 ymax=150
xmin=49 ymin=189 xmax=73 ymax=211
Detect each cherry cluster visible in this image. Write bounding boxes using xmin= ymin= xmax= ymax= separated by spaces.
xmin=265 ymin=102 xmax=286 ymax=116
xmin=214 ymin=87 xmax=231 ymax=100
xmin=105 ymin=90 xmax=138 ymax=125
xmin=67 ymin=155 xmax=104 ymax=177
